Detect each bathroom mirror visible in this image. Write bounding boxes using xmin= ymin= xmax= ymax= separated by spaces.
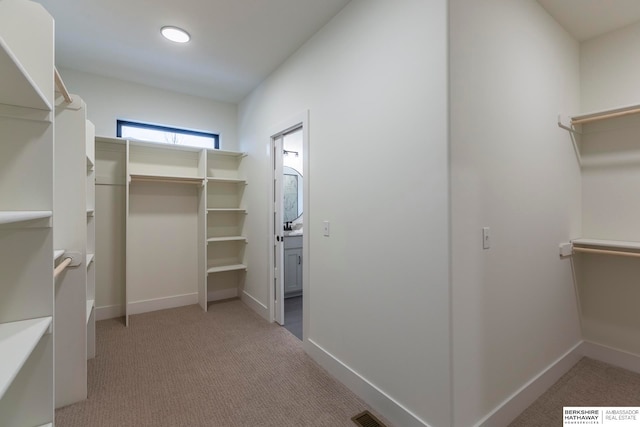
xmin=283 ymin=166 xmax=303 ymax=222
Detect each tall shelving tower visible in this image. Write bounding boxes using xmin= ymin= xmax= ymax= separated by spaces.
xmin=0 ymin=0 xmax=56 ymax=425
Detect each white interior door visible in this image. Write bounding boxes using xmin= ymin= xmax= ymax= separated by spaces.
xmin=273 ymin=136 xmax=284 ymax=325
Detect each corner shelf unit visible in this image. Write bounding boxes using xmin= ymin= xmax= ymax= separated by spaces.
xmin=0 ymin=1 xmax=55 ymax=425
xmin=123 ymin=140 xmax=247 ymax=324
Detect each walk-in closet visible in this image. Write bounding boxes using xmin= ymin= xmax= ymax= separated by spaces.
xmin=6 ymin=1 xmax=640 ymax=427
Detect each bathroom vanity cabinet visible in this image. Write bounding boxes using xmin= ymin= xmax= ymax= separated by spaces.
xmin=284 ymin=235 xmax=302 ymax=297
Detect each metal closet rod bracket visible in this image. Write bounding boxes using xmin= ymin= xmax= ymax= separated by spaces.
xmin=557 ymin=114 xmax=581 ymax=135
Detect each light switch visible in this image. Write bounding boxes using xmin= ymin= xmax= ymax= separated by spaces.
xmin=482 ymin=227 xmax=490 ymax=249
xmin=323 ymin=221 xmax=330 ymax=237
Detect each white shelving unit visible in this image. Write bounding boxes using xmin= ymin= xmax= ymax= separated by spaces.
xmin=0 ymin=1 xmax=55 ymax=425
xmin=561 ymin=103 xmax=640 ymax=252
xmin=86 ymin=121 xmax=96 ymax=360
xmin=53 ymin=90 xmax=96 ymax=407
xmin=202 ymin=148 xmax=247 ymax=310
xmin=118 ymin=140 xmax=247 ymax=321
xmin=561 ymin=103 xmax=640 ymax=355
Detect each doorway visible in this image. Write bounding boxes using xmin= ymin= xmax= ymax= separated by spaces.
xmin=269 ymin=112 xmax=309 ymax=341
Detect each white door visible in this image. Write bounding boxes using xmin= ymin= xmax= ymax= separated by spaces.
xmin=273 ymin=136 xmax=285 ymax=325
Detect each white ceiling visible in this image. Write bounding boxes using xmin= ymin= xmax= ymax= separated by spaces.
xmin=33 ymin=0 xmax=351 ymax=103
xmin=537 ymin=0 xmax=640 ymax=41
xmin=32 ymin=1 xmax=640 ymax=105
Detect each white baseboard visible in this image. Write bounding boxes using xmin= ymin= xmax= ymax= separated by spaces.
xmin=95 ymin=304 xmax=124 ymax=321
xmin=207 ymin=288 xmax=238 ymax=302
xmin=305 ymin=338 xmax=431 ymax=427
xmin=127 ymin=293 xmax=198 ymax=315
xmin=476 ymin=341 xmax=583 ymax=427
xmin=578 ymin=340 xmax=640 ymax=374
xmin=241 ymin=290 xmax=269 ymax=320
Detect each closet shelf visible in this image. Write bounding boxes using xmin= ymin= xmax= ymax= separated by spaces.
xmin=0 ymin=36 xmax=52 ymax=111
xmin=207 ymin=264 xmax=247 ymax=274
xmin=570 ymin=103 xmax=640 ymax=126
xmin=0 ymin=210 xmax=52 ymax=225
xmin=86 ymin=300 xmax=94 ymax=324
xmin=207 ymin=177 xmax=247 ymax=184
xmin=129 ymin=174 xmax=204 ymax=185
xmin=0 ymin=317 xmax=52 ymax=400
xmin=207 ymin=148 xmax=246 ymax=157
xmin=86 ymin=253 xmax=94 ymax=268
xmin=206 ymin=208 xmax=247 ymax=213
xmin=207 ymin=236 xmax=247 ymax=243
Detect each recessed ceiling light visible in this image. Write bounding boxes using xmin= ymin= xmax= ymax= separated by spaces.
xmin=161 ymin=26 xmax=190 ymax=43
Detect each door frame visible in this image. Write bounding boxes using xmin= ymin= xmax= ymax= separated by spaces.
xmin=268 ymin=110 xmax=309 ymax=339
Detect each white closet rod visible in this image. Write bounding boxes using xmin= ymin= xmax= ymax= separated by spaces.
xmin=54 ymin=257 xmax=72 ymax=278
xmin=573 ymin=247 xmax=640 ymax=259
xmin=54 ymin=68 xmax=72 ymax=103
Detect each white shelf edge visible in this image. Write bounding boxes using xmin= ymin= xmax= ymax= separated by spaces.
xmin=206 ymin=208 xmax=247 ymax=213
xmin=54 ymin=249 xmax=65 ymax=261
xmin=128 ymin=138 xmax=205 ymax=152
xmin=206 ymin=177 xmax=247 ymax=184
xmin=86 ymin=300 xmax=94 ymax=324
xmin=207 ymin=236 xmax=247 ymax=243
xmin=206 ymin=148 xmax=246 ymax=157
xmin=572 ymin=238 xmax=640 ymax=251
xmin=35 ymin=423 xmax=53 ymax=427
xmin=207 ymin=264 xmax=247 ymax=274
xmin=0 ymin=317 xmax=52 ymax=400
xmin=0 ymin=211 xmax=52 ymax=225
xmin=86 ymin=253 xmax=94 ymax=268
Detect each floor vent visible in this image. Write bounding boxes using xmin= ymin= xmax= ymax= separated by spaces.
xmin=351 ymin=410 xmax=386 ymax=427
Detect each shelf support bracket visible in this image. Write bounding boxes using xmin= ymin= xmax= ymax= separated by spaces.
xmin=557 ymin=114 xmax=581 ymax=135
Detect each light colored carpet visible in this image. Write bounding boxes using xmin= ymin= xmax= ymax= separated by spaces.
xmin=55 ymin=299 xmax=389 ymax=427
xmin=509 ymin=357 xmax=640 ymax=426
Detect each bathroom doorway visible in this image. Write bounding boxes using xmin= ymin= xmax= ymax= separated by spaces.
xmin=269 ymin=112 xmax=308 ymax=341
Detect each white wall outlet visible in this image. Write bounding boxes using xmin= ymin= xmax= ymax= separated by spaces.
xmin=559 ymin=242 xmax=573 ymax=257
xmin=482 ymin=227 xmax=490 ymax=249
xmin=323 ymin=221 xmax=330 ymax=237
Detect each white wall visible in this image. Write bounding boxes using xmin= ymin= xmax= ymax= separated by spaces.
xmin=449 ymin=1 xmax=582 ymax=425
xmin=577 ymin=23 xmax=640 ymax=357
xmin=57 ymin=67 xmax=238 ymax=150
xmin=238 ymin=1 xmax=449 ymax=426
xmin=581 ymin=21 xmax=640 ymax=112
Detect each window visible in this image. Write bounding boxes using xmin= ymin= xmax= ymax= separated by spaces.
xmin=117 ymin=120 xmax=219 ymax=149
